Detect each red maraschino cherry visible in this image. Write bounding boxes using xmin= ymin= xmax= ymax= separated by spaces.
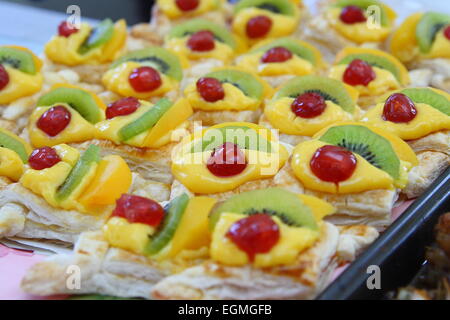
xmin=129 ymin=66 xmax=162 ymax=92
xmin=246 ymin=16 xmax=272 ymax=39
xmin=187 ymin=30 xmax=216 ymax=52
xmin=310 ymin=145 xmax=357 ymax=184
xmin=261 ymin=47 xmax=293 ymax=63
xmin=382 ymin=93 xmax=417 ymax=123
xmin=37 ymin=105 xmax=71 ymax=137
xmin=444 ymin=26 xmax=450 ymax=40
xmin=0 ymin=64 xmax=9 ymax=91
xmin=58 ymin=21 xmax=79 ymax=37
xmin=340 ymin=5 xmax=367 ymax=24
xmin=207 ymin=142 xmax=247 ymax=177
xmin=343 ymin=59 xmax=376 ymax=86
xmin=175 ymin=0 xmax=199 ymax=12
xmin=196 ymin=77 xmax=225 ymax=102
xmin=106 ymin=97 xmax=141 ymax=119
xmin=226 ymin=214 xmax=280 ymax=262
xmin=291 ymin=92 xmax=327 ymax=118
xmin=112 ymin=194 xmax=165 ymax=227
xmin=28 ymin=147 xmax=62 ymax=170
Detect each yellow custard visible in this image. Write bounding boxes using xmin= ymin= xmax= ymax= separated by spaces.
xmin=157 ymin=0 xmax=220 ymax=19
xmin=171 ymin=122 xmax=289 ymax=194
xmin=0 ymin=66 xmax=43 ymax=105
xmin=102 ymin=62 xmax=178 ymax=99
xmin=166 ymin=36 xmax=234 ymax=63
xmin=423 ymin=30 xmax=450 ymax=60
xmin=0 ymin=147 xmax=24 ymax=181
xmin=45 ymin=20 xmax=127 ymax=66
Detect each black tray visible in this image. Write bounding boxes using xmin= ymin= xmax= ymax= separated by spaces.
xmin=317 ymin=167 xmax=450 ymax=300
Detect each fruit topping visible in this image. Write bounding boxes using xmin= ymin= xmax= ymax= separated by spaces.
xmin=79 ymin=19 xmax=114 ymax=54
xmin=382 ymin=93 xmax=417 ymax=123
xmin=28 ymin=147 xmax=61 ymax=170
xmin=196 ymin=77 xmax=225 ymax=102
xmin=58 ymin=21 xmax=79 ymax=37
xmin=340 ymin=5 xmax=367 ymax=24
xmin=112 ymin=194 xmax=164 ymax=227
xmin=207 ymin=142 xmax=247 ymax=177
xmin=343 ymin=59 xmax=376 ymax=86
xmin=310 ymin=145 xmax=357 ymax=183
xmin=291 ymin=92 xmax=327 ymax=118
xmin=246 ymin=16 xmax=272 ymax=39
xmin=37 ymin=105 xmax=71 ymax=137
xmin=129 ymin=66 xmax=162 ymax=92
xmin=0 ymin=64 xmax=9 ymax=91
xmin=261 ymin=47 xmax=293 ymax=63
xmin=176 ymin=0 xmax=199 ymax=12
xmin=226 ymin=214 xmax=280 ymax=262
xmin=106 ymin=97 xmax=140 ymax=119
xmin=445 ymin=26 xmax=450 ymax=40
xmin=187 ymin=30 xmax=216 ymax=52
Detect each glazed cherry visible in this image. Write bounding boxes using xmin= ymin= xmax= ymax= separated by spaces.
xmin=207 ymin=142 xmax=247 ymax=177
xmin=444 ymin=26 xmax=450 ymax=41
xmin=226 ymin=214 xmax=280 ymax=262
xmin=37 ymin=105 xmax=71 ymax=137
xmin=246 ymin=16 xmax=272 ymax=39
xmin=129 ymin=66 xmax=162 ymax=92
xmin=340 ymin=5 xmax=367 ymax=24
xmin=112 ymin=194 xmax=165 ymax=227
xmin=343 ymin=59 xmax=376 ymax=86
xmin=106 ymin=97 xmax=141 ymax=119
xmin=261 ymin=47 xmax=293 ymax=63
xmin=28 ymin=147 xmax=61 ymax=170
xmin=58 ymin=21 xmax=79 ymax=37
xmin=310 ymin=145 xmax=357 ymax=184
xmin=0 ymin=64 xmax=9 ymax=91
xmin=291 ymin=92 xmax=327 ymax=118
xmin=382 ymin=93 xmax=417 ymax=123
xmin=196 ymin=77 xmax=225 ymax=102
xmin=175 ymin=0 xmax=199 ymax=12
xmin=187 ymin=30 xmax=216 ymax=52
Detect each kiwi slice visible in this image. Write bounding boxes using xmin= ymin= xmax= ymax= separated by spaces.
xmin=234 ymin=0 xmax=296 ymax=16
xmin=190 ymin=125 xmax=272 ymax=153
xmin=55 ymin=145 xmax=101 ymax=202
xmin=274 ymin=75 xmax=355 ymax=114
xmin=0 ymin=130 xmax=30 ymax=163
xmin=145 ymin=193 xmax=190 ymax=255
xmin=400 ymin=88 xmax=450 ymax=116
xmin=416 ymin=12 xmax=450 ymax=53
xmin=37 ymin=87 xmax=103 ymax=124
xmin=209 ymin=188 xmax=318 ymax=230
xmin=168 ymin=19 xmax=236 ymax=49
xmin=118 ymin=98 xmax=173 ymax=142
xmin=79 ymin=19 xmax=115 ymax=54
xmin=318 ymin=125 xmax=400 ymax=180
xmin=338 ymin=53 xmax=401 ymax=82
xmin=110 ymin=47 xmax=183 ymax=81
xmin=334 ymin=0 xmax=389 ymax=26
xmin=205 ymin=69 xmax=264 ymax=100
xmin=251 ymin=37 xmax=317 ymax=66
xmin=0 ymin=47 xmax=36 ymax=74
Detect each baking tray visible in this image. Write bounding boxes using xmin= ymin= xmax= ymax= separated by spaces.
xmin=317 ymin=167 xmax=450 ymax=300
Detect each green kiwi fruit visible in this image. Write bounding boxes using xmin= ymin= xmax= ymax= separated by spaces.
xmin=251 ymin=37 xmax=317 ymax=66
xmin=400 ymin=88 xmax=450 ymax=116
xmin=416 ymin=12 xmax=450 ymax=53
xmin=318 ymin=125 xmax=400 ymax=180
xmin=234 ymin=0 xmax=296 ymax=16
xmin=0 ymin=130 xmax=30 ymax=163
xmin=145 ymin=193 xmax=190 ymax=256
xmin=190 ymin=125 xmax=272 ymax=153
xmin=274 ymin=75 xmax=355 ymax=114
xmin=209 ymin=188 xmax=318 ymax=230
xmin=334 ymin=0 xmax=389 ymax=26
xmin=337 ymin=53 xmax=401 ymax=82
xmin=56 ymin=145 xmax=101 ymax=202
xmin=118 ymin=98 xmax=173 ymax=142
xmin=110 ymin=47 xmax=183 ymax=81
xmin=79 ymin=19 xmax=115 ymax=54
xmin=205 ymin=69 xmax=264 ymax=100
xmin=0 ymin=47 xmax=36 ymax=74
xmin=36 ymin=87 xmax=103 ymax=124
xmin=168 ymin=19 xmax=236 ymax=49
